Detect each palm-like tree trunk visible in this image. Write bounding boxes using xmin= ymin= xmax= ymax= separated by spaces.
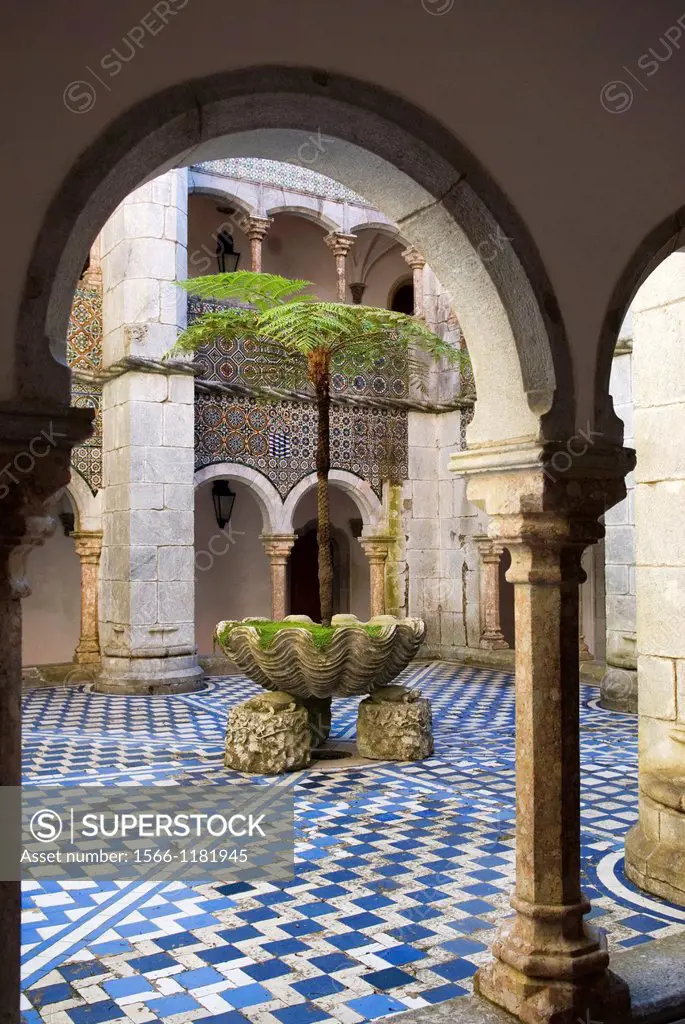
xmin=309 ymin=350 xmax=333 ymax=625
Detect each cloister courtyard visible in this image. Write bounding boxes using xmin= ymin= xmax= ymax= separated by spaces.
xmin=5 ymin=7 xmax=685 ymax=1024
xmin=21 ymin=665 xmax=684 ymax=1024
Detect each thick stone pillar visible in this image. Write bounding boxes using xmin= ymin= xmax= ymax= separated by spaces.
xmin=324 ymin=232 xmax=356 ymax=302
xmin=454 ymin=445 xmax=633 ymax=1024
xmin=625 ymin=251 xmax=685 ymax=906
xmin=0 ymin=403 xmax=92 ymax=1024
xmin=261 ymin=534 xmax=295 ymax=620
xmin=244 ymin=216 xmax=272 ymax=273
xmin=477 ymin=536 xmax=509 ymax=650
xmin=359 ymin=535 xmax=391 ymax=618
xmin=73 ymin=530 xmax=102 ymax=665
xmin=401 ymin=246 xmax=426 ymax=319
xmin=98 ymin=168 xmax=203 ymax=694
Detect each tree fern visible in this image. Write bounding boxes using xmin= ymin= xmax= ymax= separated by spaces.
xmin=169 ymin=272 xmax=465 ymax=625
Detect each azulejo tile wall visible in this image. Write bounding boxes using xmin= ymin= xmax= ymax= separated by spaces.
xmin=194 ymin=159 xmax=370 ymax=205
xmin=188 ymin=297 xmax=409 ymax=401
xmin=68 ymin=286 xmax=103 ymax=495
xmin=195 ymin=393 xmax=408 ymax=500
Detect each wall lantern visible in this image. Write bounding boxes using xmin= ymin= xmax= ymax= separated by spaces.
xmin=215 ymin=228 xmax=241 ymax=273
xmin=212 ymin=480 xmax=236 ymax=530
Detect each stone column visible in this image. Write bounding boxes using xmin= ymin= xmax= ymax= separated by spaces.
xmin=324 ymin=232 xmax=357 ymax=302
xmin=401 ymin=246 xmax=426 ymax=319
xmin=261 ymin=534 xmax=295 ymax=620
xmin=244 ymin=216 xmax=272 ymax=273
xmin=359 ymin=535 xmax=391 ymax=618
xmin=98 ymin=168 xmax=203 ymax=694
xmin=455 ymin=445 xmax=633 ymax=1024
xmin=0 ymin=403 xmax=92 ymax=1024
xmin=476 ymin=536 xmax=509 ymax=650
xmin=72 ymin=530 xmax=103 ymax=665
xmin=625 ymin=251 xmax=685 ymax=907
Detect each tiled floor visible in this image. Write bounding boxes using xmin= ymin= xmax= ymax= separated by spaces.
xmin=21 ymin=663 xmax=685 ymax=1024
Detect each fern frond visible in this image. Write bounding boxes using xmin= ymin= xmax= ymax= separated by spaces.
xmin=178 ymin=272 xmax=314 ymax=311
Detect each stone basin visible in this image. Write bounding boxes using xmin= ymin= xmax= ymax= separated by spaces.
xmin=213 ymin=613 xmax=426 ymax=700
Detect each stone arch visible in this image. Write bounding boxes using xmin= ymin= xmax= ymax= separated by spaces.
xmin=282 ymin=469 xmax=383 ymax=533
xmin=20 ymin=66 xmax=567 ymax=447
xmin=348 ymin=220 xmax=402 ymax=241
xmin=265 ymin=204 xmax=342 ymax=234
xmin=194 ymin=462 xmax=285 ymax=533
xmin=594 ymin=206 xmax=685 ymax=439
xmin=64 ymin=470 xmax=103 ymax=533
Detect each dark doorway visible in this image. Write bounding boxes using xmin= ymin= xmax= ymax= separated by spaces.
xmin=499 ymin=547 xmax=516 ymax=648
xmin=390 ymin=281 xmax=415 ymax=314
xmin=289 ymin=522 xmax=349 ymax=621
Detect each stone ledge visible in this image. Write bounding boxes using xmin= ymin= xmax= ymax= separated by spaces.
xmin=388 ymin=932 xmax=685 ymax=1024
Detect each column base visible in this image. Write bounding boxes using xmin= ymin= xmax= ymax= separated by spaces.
xmin=95 ymin=654 xmax=205 ymax=695
xmin=74 ymin=643 xmax=101 ymax=666
xmin=475 ymin=948 xmax=630 ymax=1024
xmin=479 ymin=632 xmax=509 ymax=651
xmin=474 ymin=903 xmax=631 ymax=1024
xmin=625 ymin=815 xmax=685 ymax=907
xmin=600 ymin=666 xmax=637 ymax=714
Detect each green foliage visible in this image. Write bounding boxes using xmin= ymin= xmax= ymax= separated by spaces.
xmin=168 ymin=272 xmax=464 ymax=394
xmin=218 ymin=619 xmax=384 ymax=650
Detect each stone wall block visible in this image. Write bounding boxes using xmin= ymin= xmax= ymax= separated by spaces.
xmin=635 ymin=404 xmax=685 ymax=482
xmin=638 ymin=655 xmax=677 ymax=720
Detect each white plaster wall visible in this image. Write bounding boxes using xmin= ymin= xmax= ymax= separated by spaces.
xmin=194 ymin=479 xmax=272 ymax=655
xmin=23 ymin=526 xmax=81 ymax=666
xmin=291 ymin=485 xmax=371 ymax=619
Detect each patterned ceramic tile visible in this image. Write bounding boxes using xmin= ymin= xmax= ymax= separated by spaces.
xmin=20 ymin=665 xmax=685 ymax=1024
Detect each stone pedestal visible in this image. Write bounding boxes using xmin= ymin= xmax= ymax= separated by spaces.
xmin=357 ymin=687 xmax=433 ymax=760
xmin=452 ymin=443 xmax=633 ymax=1024
xmin=358 ymin=535 xmax=391 ymax=618
xmin=243 ymin=216 xmax=272 ymax=273
xmin=225 ymin=692 xmax=310 ymax=773
xmin=324 ymin=232 xmax=357 ymax=302
xmin=294 ymin=695 xmax=332 ymax=747
xmin=72 ymin=530 xmax=102 ymax=665
xmin=261 ymin=534 xmax=295 ymax=620
xmin=401 ymin=245 xmax=426 ymax=319
xmin=477 ymin=536 xmax=509 ymax=650
xmin=97 ymin=168 xmax=203 ymax=694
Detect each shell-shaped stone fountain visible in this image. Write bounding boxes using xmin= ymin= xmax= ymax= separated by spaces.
xmin=214 ymin=614 xmax=426 ymax=700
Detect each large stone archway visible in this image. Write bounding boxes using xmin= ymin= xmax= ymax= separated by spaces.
xmin=1 ymin=59 xmax=645 ymax=1024
xmin=20 ymin=68 xmax=564 ymax=450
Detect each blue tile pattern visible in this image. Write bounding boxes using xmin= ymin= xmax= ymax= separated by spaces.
xmin=21 ymin=665 xmax=685 ymax=1024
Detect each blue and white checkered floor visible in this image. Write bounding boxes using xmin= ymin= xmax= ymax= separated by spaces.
xmin=21 ymin=663 xmax=685 ymax=1024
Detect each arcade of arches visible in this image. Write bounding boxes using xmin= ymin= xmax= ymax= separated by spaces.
xmin=4 ymin=26 xmax=685 ymax=1024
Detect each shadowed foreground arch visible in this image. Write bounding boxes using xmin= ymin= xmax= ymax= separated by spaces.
xmin=21 ymin=66 xmax=570 ymax=449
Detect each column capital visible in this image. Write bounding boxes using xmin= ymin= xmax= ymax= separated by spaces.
xmin=261 ymin=533 xmax=296 ymax=561
xmin=350 ymin=282 xmax=367 ymax=304
xmin=242 ymin=215 xmax=273 ymax=241
xmin=456 ymin=442 xmax=635 ymax=543
xmin=324 ymin=232 xmax=357 ymax=257
xmin=358 ymin=535 xmax=392 ymax=563
xmin=72 ymin=530 xmax=103 ymax=563
xmin=475 ymin=535 xmax=505 ymax=561
xmin=401 ymin=245 xmax=426 ymax=271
